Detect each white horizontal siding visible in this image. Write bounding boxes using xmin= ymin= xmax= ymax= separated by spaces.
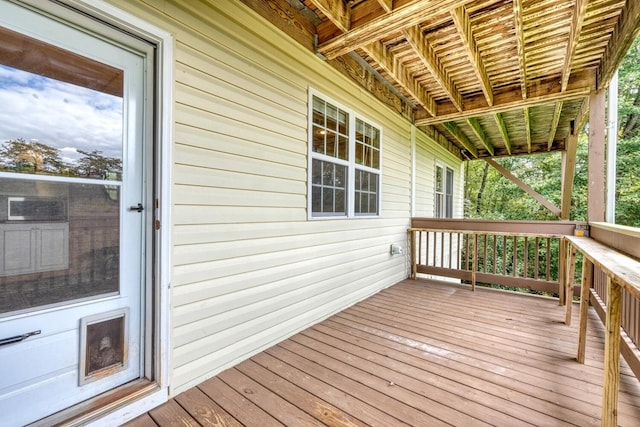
xmin=108 ymin=0 xmax=454 ymax=396
xmin=414 ymin=127 xmax=464 ymax=218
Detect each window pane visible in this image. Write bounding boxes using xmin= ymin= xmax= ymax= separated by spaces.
xmin=325 ymin=130 xmax=337 ymax=157
xmin=0 ymin=177 xmax=120 ymax=313
xmin=435 ymin=166 xmax=443 ymax=192
xmin=338 ymin=136 xmax=348 ymax=160
xmin=311 ymin=159 xmax=347 ymax=216
xmin=354 ymin=169 xmax=379 ymax=215
xmin=312 ymin=96 xmax=324 ymax=125
xmin=312 ymin=126 xmax=324 ymax=153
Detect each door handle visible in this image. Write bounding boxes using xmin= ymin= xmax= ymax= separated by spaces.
xmin=0 ymin=330 xmax=41 ymax=347
xmin=129 ymin=203 xmax=144 ymax=213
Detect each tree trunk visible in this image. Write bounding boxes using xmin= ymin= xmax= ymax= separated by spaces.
xmin=476 ymin=162 xmax=490 ymax=216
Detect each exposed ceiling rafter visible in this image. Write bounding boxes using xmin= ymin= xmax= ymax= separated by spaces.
xmin=512 ymin=0 xmax=527 ymax=99
xmin=317 ymin=0 xmax=470 ymax=59
xmin=375 ymin=0 xmax=393 ymax=13
xmin=416 ymin=86 xmax=590 ymax=126
xmin=524 ymin=106 xmax=531 ymax=153
xmin=451 ymin=6 xmax=493 ymax=106
xmin=561 ymin=0 xmax=588 ymax=92
xmin=467 ymin=118 xmax=494 ymax=156
xmin=494 ymin=113 xmax=512 ymax=155
xmin=548 ymin=102 xmax=563 ymax=150
xmin=362 ymin=41 xmax=437 ymax=115
xmin=404 ymin=25 xmax=464 ymax=112
xmin=308 ymin=0 xmax=350 ymax=32
xmin=443 ymin=121 xmax=479 ymax=158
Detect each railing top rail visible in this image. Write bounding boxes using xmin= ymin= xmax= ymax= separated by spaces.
xmin=408 ymin=227 xmax=566 ymax=239
xmin=566 ymin=235 xmax=640 ymax=300
xmin=411 ymin=218 xmax=584 ymax=236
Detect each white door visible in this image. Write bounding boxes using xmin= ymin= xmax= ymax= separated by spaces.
xmin=0 ymin=3 xmax=150 ymax=425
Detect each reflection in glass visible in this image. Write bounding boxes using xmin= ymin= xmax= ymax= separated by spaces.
xmin=0 ymin=65 xmax=122 ymax=179
xmin=0 ymin=30 xmax=125 ymax=315
xmin=0 ymin=177 xmax=120 ymax=314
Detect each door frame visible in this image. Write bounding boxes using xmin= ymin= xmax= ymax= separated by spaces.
xmin=15 ymin=0 xmax=174 ymax=424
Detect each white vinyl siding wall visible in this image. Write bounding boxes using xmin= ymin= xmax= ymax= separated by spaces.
xmin=414 ymin=127 xmax=464 ymax=218
xmin=108 ymin=0 xmax=462 ymax=395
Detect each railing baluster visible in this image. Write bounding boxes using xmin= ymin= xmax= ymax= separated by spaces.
xmin=440 ymin=232 xmax=445 ymax=268
xmin=492 ymin=234 xmax=497 ymax=275
xmin=546 ymin=238 xmax=551 ymax=281
xmin=448 ymin=232 xmax=453 ymax=269
xmin=523 ymin=236 xmax=528 ymax=278
xmin=534 ymin=237 xmax=540 ymax=280
xmin=512 ymin=236 xmax=518 ymax=277
xmin=482 ymin=234 xmax=488 ymax=273
xmin=502 ymin=235 xmax=507 ymax=275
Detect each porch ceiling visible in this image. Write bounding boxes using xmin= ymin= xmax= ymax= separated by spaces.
xmin=243 ymin=0 xmax=640 ymax=159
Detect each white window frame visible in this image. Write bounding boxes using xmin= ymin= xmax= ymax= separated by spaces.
xmin=308 ymin=88 xmax=382 ymax=219
xmin=435 ymin=162 xmax=454 ymax=218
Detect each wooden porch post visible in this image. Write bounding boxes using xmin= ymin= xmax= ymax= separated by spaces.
xmin=602 ymin=276 xmax=622 ymax=427
xmin=588 ymin=90 xmax=606 ymax=223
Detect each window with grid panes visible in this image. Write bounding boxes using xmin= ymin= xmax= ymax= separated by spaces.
xmin=309 ymin=91 xmax=381 ymax=218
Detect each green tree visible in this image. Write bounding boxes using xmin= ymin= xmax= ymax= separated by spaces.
xmin=0 ymin=138 xmax=65 ymax=174
xmin=75 ymin=149 xmax=122 ymax=179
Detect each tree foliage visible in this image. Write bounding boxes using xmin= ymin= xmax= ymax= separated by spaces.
xmin=0 ymin=138 xmax=121 ymax=180
xmin=465 ymin=35 xmax=640 ymax=228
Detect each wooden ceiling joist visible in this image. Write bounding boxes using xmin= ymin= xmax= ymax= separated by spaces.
xmin=375 ymin=0 xmax=393 ymax=13
xmin=415 ymin=85 xmax=590 ymax=126
xmin=494 ymin=113 xmax=512 ymax=155
xmin=308 ymin=0 xmax=350 ymax=32
xmin=547 ymin=101 xmax=563 ymax=150
xmin=524 ymin=106 xmax=532 ymax=153
xmin=467 ymin=118 xmax=494 ymax=156
xmin=561 ymin=0 xmax=588 ymax=91
xmin=362 ymin=41 xmax=437 ymax=115
xmin=245 ymin=0 xmax=640 ymax=161
xmin=317 ymin=0 xmax=470 ymax=59
xmin=404 ymin=25 xmax=464 ymax=112
xmin=443 ymin=121 xmax=479 ymax=158
xmin=513 ymin=0 xmax=528 ymax=99
xmin=597 ymin=0 xmax=640 ymax=87
xmin=451 ymin=6 xmax=494 ymax=106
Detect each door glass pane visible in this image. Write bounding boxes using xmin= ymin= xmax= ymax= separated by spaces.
xmin=0 ymin=29 xmax=123 ymax=315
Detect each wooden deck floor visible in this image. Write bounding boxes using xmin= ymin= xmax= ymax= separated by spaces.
xmin=126 ymin=279 xmax=640 ymax=426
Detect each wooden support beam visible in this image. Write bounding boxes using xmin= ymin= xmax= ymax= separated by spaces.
xmin=485 ymin=158 xmax=562 ymax=217
xmin=404 ymin=25 xmax=463 ymax=111
xmin=548 ymin=102 xmax=563 ymax=150
xmin=308 ymin=0 xmax=350 ymax=32
xmin=466 ymin=118 xmax=494 ymax=156
xmin=602 ymin=276 xmax=622 ymax=427
xmin=561 ymin=132 xmax=578 ymax=220
xmin=451 ymin=6 xmax=493 ymax=106
xmin=362 ymin=41 xmax=436 ymax=115
xmin=375 ymin=0 xmax=393 ymax=13
xmin=494 ymin=113 xmax=512 ymax=155
xmin=317 ymin=0 xmax=469 ymax=59
xmin=588 ymin=90 xmax=606 ymax=223
xmin=524 ymin=106 xmax=531 ymax=153
xmin=415 ymin=85 xmax=591 ymax=126
xmin=561 ymin=0 xmax=588 ymax=91
xmin=512 ymin=0 xmax=527 ymax=98
xmin=442 ymin=122 xmax=479 ymax=158
xmin=597 ymin=0 xmax=640 ymax=88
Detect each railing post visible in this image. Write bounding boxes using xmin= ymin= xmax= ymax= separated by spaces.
xmin=410 ymin=229 xmax=417 ymax=280
xmin=602 ymin=275 xmax=622 ymax=427
xmin=559 ymin=238 xmax=567 ymax=306
xmin=577 ymin=258 xmax=593 ymax=363
xmin=471 ymin=234 xmax=477 ymax=291
xmin=565 ymin=242 xmax=577 ymax=325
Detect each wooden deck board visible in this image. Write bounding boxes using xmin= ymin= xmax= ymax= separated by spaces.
xmin=126 ymin=279 xmax=640 ymax=427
